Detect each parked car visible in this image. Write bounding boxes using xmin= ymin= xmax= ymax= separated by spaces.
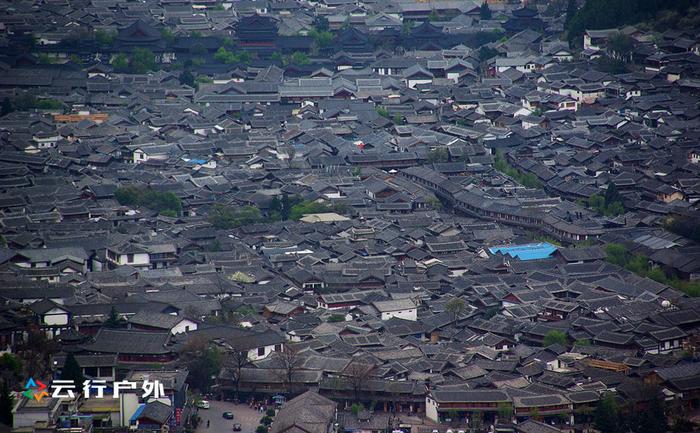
xmin=233 ymin=424 xmax=242 ymax=431
xmin=223 ymin=412 xmax=234 ymax=420
xmin=196 ymin=400 xmax=210 ymax=409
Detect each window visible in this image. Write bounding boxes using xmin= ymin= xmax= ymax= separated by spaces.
xmin=274 ymin=344 xmax=281 ymax=351
xmin=257 ymin=347 xmax=265 ymax=356
xmin=127 ymin=254 xmax=134 ymax=263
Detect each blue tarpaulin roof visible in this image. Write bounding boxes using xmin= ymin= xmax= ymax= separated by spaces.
xmin=489 ymin=242 xmax=558 ymax=261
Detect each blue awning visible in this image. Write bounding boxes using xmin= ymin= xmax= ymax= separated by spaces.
xmin=129 ymin=404 xmax=145 ymax=423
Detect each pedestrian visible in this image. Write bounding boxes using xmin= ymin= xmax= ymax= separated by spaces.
xmin=207 ymin=420 xmax=210 ymax=428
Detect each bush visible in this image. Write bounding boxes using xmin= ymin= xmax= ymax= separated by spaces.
xmin=260 ymin=416 xmax=272 ymax=426
xmin=265 ymin=408 xmax=275 ymax=417
xmin=256 ymin=426 xmax=267 ymax=433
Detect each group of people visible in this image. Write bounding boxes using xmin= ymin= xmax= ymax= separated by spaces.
xmin=250 ymin=399 xmax=270 ymax=413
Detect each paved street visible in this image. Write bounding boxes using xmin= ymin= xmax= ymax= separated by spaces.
xmin=195 ymin=400 xmax=264 ymax=433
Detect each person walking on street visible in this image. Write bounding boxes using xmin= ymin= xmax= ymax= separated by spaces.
xmin=207 ymin=420 xmax=210 ymax=428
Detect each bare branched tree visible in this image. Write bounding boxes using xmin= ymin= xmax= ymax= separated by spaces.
xmin=272 ymin=344 xmax=304 ymax=393
xmin=342 ymin=359 xmax=375 ymax=402
xmin=224 ymin=346 xmax=251 ymax=399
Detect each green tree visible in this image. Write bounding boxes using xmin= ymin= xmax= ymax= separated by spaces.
xmin=313 ymin=15 xmax=330 ymax=32
xmin=565 ymin=0 xmax=577 ymax=27
xmin=95 ymin=29 xmax=116 ymax=47
xmin=566 ymin=0 xmax=694 ymax=44
xmin=594 ymin=393 xmax=620 ymax=433
xmin=214 ymin=47 xmax=251 ymax=65
xmin=0 ymin=353 xmax=21 ymax=386
xmin=141 ymin=190 xmax=182 ymax=215
xmin=447 ymin=408 xmax=459 ymax=421
xmin=289 ymin=51 xmax=309 ymax=65
xmin=1 ymin=98 xmax=12 ymax=116
xmin=104 ymin=306 xmax=121 ymax=328
xmin=115 ymin=186 xmax=141 ymax=206
xmin=428 ymin=10 xmax=439 ymax=22
xmin=479 ymin=46 xmax=499 ymax=61
xmin=664 ymin=216 xmax=700 ymax=243
xmin=543 ymin=329 xmax=567 ymax=347
xmin=260 ymin=416 xmax=272 ymax=426
xmin=195 ymin=75 xmax=213 ymax=84
xmin=607 ymin=33 xmax=634 ymax=61
xmin=269 ymin=194 xmax=302 ymax=221
xmin=606 ymin=201 xmax=625 ymax=216
xmin=497 ymin=402 xmax=513 ymax=422
xmin=0 ymin=380 xmax=13 ymax=427
xmin=636 ymin=394 xmax=668 ymax=433
xmin=180 ymin=336 xmax=222 ymax=392
xmin=375 ymin=106 xmax=390 ymax=118
xmin=479 ymin=2 xmax=492 ymax=20
xmin=60 ymin=353 xmax=84 ymax=388
xmin=604 ymin=183 xmax=622 ymax=206
xmin=445 ymin=298 xmax=466 ymax=324
xmin=111 ymin=53 xmax=129 ymax=72
xmin=350 ymin=403 xmax=364 ymax=416
xmin=214 ymin=46 xmax=233 ymax=63
xmin=115 ymin=187 xmax=181 ymax=215
xmin=309 ymin=29 xmax=334 ymax=48
xmin=179 ymin=69 xmax=195 ymax=87
xmin=208 ymin=205 xmax=262 ymax=229
xmin=131 ymin=48 xmax=156 ymax=73
xmin=37 ymin=53 xmax=54 ymax=64
xmin=256 ymin=426 xmax=267 ymax=433
xmin=161 ymin=28 xmax=175 ymax=45
xmin=288 ymin=200 xmax=333 ymax=220
xmin=426 ymin=196 xmax=442 ymax=210
xmin=605 ymin=243 xmax=628 ymax=266
xmin=35 ymin=99 xmax=63 ymax=110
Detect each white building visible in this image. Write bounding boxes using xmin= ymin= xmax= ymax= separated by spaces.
xmin=373 ymin=299 xmax=418 ymax=321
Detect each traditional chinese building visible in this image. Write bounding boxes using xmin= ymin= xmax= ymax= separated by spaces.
xmin=235 ymin=15 xmax=278 ymax=56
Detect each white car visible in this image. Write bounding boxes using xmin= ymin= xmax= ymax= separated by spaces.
xmin=197 ymin=400 xmax=210 ymax=409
